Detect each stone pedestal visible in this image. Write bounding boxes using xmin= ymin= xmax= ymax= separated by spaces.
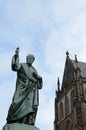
xmin=3 ymin=123 xmax=40 ymax=130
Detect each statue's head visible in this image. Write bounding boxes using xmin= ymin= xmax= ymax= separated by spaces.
xmin=26 ymin=54 xmax=35 ymax=65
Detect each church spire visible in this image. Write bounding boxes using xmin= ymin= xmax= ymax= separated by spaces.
xmin=66 ymin=51 xmax=69 ymax=58
xmin=57 ymin=77 xmax=60 ymax=91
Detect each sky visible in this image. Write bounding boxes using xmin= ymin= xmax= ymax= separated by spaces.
xmin=1 ymin=0 xmax=86 ymax=130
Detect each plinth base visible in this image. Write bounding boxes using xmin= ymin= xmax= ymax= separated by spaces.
xmin=3 ymin=123 xmax=40 ymax=130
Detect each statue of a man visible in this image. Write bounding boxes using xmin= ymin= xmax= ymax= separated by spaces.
xmin=7 ymin=48 xmax=43 ymax=125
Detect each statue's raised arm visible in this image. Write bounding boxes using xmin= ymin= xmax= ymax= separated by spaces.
xmin=11 ymin=47 xmax=21 ymax=71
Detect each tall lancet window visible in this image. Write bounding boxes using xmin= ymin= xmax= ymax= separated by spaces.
xmin=70 ymin=90 xmax=75 ymax=112
xmin=65 ymin=96 xmax=70 ymax=117
xmin=59 ymin=102 xmax=64 ymax=120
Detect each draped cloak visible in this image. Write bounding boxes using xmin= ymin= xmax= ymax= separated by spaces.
xmin=7 ymin=55 xmax=43 ymax=121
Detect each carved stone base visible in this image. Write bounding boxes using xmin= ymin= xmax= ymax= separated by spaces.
xmin=3 ymin=123 xmax=40 ymax=130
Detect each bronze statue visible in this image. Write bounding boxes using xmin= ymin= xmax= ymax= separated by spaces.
xmin=7 ymin=48 xmax=43 ymax=125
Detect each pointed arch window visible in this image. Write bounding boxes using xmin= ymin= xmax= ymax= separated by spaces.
xmin=70 ymin=90 xmax=75 ymax=112
xmin=65 ymin=96 xmax=70 ymax=117
xmin=59 ymin=102 xmax=64 ymax=120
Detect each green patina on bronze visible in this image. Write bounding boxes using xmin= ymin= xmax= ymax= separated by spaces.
xmin=7 ymin=48 xmax=43 ymax=125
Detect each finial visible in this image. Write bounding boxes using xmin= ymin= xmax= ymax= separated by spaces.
xmin=57 ymin=77 xmax=60 ymax=91
xmin=75 ymin=54 xmax=78 ymax=62
xmin=66 ymin=51 xmax=69 ymax=58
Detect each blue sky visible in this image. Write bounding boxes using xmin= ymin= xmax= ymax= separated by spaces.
xmin=1 ymin=0 xmax=86 ymax=130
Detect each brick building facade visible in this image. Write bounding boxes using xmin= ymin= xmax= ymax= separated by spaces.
xmin=54 ymin=52 xmax=86 ymax=130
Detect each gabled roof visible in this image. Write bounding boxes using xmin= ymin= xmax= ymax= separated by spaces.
xmin=56 ymin=52 xmax=86 ymax=99
xmin=61 ymin=52 xmax=86 ymax=91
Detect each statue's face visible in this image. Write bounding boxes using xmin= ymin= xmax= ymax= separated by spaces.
xmin=27 ymin=56 xmax=34 ymax=64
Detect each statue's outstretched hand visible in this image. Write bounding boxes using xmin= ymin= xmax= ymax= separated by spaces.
xmin=15 ymin=47 xmax=19 ymax=56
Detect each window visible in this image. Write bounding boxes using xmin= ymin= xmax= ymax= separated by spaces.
xmin=59 ymin=102 xmax=64 ymax=120
xmin=65 ymin=96 xmax=70 ymax=117
xmin=70 ymin=90 xmax=75 ymax=111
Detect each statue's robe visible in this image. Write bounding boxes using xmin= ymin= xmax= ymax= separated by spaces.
xmin=7 ymin=55 xmax=42 ymax=122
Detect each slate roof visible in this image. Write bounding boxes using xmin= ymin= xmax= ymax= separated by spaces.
xmin=72 ymin=60 xmax=86 ymax=78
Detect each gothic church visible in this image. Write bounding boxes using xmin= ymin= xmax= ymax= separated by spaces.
xmin=54 ymin=52 xmax=86 ymax=130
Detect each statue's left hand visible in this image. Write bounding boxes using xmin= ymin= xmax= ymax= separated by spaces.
xmin=33 ymin=72 xmax=42 ymax=80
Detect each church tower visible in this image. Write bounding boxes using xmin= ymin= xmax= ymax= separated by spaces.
xmin=54 ymin=52 xmax=86 ymax=130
